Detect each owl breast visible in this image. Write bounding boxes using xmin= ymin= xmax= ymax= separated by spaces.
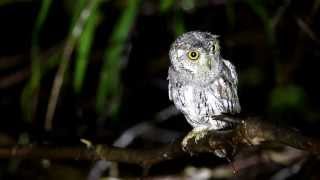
xmin=168 ymin=67 xmax=240 ymax=129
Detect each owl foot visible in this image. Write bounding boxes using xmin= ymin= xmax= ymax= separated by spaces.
xmin=181 ymin=128 xmax=209 ymax=152
xmin=181 ymin=127 xmax=232 ymax=159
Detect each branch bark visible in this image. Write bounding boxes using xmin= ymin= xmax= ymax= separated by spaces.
xmin=0 ymin=116 xmax=318 ymax=168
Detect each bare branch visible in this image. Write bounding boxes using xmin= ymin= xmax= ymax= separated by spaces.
xmin=0 ymin=116 xmax=318 ymax=168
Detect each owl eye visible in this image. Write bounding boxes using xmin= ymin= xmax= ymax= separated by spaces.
xmin=187 ymin=51 xmax=200 ymax=61
xmin=212 ymin=43 xmax=219 ymax=52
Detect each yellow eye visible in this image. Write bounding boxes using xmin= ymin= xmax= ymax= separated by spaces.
xmin=187 ymin=51 xmax=200 ymax=61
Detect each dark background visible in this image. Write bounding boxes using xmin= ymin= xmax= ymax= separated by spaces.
xmin=0 ymin=0 xmax=319 ymax=179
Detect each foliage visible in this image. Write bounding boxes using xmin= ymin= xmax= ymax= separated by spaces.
xmin=0 ymin=0 xmax=319 ymax=177
xmin=9 ymin=0 xmax=316 ymax=127
xmin=96 ymin=0 xmax=141 ymax=115
xmin=21 ymin=0 xmax=52 ymax=121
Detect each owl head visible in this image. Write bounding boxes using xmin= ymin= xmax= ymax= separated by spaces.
xmin=169 ymin=31 xmax=223 ymax=82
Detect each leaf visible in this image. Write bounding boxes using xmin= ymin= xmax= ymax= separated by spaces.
xmin=73 ymin=2 xmax=101 ymax=93
xmin=269 ymin=85 xmax=305 ymax=112
xmin=21 ymin=0 xmax=52 ymax=122
xmin=45 ymin=0 xmax=102 ymax=130
xmin=160 ymin=0 xmax=175 ymax=12
xmin=246 ymin=0 xmax=274 ymax=44
xmin=174 ymin=11 xmax=185 ymax=37
xmin=96 ymin=0 xmax=141 ymax=114
xmin=226 ymin=0 xmax=236 ymax=29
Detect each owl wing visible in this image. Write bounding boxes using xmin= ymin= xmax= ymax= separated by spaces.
xmin=168 ymin=67 xmax=190 ymax=115
xmin=211 ymin=60 xmax=241 ymax=114
xmin=168 ymin=81 xmax=172 ymax=101
xmin=222 ymin=59 xmax=238 ymax=86
xmin=168 ymin=67 xmax=174 ymax=101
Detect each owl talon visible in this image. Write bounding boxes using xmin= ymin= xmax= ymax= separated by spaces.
xmin=181 ymin=129 xmax=209 ymax=153
xmin=181 ymin=136 xmax=191 ymax=152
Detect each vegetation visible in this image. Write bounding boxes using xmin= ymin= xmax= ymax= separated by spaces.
xmin=0 ymin=0 xmax=319 ymax=179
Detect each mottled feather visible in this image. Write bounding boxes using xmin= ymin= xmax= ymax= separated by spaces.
xmin=168 ymin=31 xmax=240 ymax=130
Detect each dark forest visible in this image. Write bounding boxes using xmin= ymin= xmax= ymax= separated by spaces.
xmin=0 ymin=0 xmax=320 ymax=179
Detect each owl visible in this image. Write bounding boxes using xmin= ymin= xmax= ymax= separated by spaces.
xmin=168 ymin=31 xmax=241 ymax=157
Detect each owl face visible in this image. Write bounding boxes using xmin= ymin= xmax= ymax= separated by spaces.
xmin=169 ymin=31 xmax=222 ymax=81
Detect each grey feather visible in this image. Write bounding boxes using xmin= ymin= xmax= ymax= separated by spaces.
xmin=168 ymin=31 xmax=241 ymax=130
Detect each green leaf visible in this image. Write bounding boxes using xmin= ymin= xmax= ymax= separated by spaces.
xmin=246 ymin=0 xmax=274 ymax=44
xmin=160 ymin=0 xmax=175 ymax=12
xmin=44 ymin=0 xmax=102 ymax=130
xmin=269 ymin=85 xmax=305 ymax=112
xmin=73 ymin=3 xmax=101 ymax=93
xmin=96 ymin=0 xmax=141 ymax=113
xmin=174 ymin=11 xmax=185 ymax=37
xmin=226 ymin=0 xmax=236 ymax=29
xmin=69 ymin=0 xmax=87 ymax=28
xmin=21 ymin=0 xmax=52 ymax=122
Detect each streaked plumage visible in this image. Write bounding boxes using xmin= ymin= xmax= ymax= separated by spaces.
xmin=168 ymin=31 xmax=241 ymax=156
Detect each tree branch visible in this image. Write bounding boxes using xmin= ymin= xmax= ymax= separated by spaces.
xmin=0 ymin=116 xmax=318 ymax=168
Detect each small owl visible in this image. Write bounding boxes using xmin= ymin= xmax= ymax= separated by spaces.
xmin=168 ymin=31 xmax=241 ymax=157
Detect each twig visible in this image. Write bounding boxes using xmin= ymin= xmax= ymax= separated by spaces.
xmin=0 ymin=68 xmax=30 ymax=88
xmin=0 ymin=45 xmax=61 ymax=89
xmin=44 ymin=1 xmax=98 ymax=130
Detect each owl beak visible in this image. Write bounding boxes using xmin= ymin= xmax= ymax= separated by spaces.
xmin=207 ymin=59 xmax=212 ymax=70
